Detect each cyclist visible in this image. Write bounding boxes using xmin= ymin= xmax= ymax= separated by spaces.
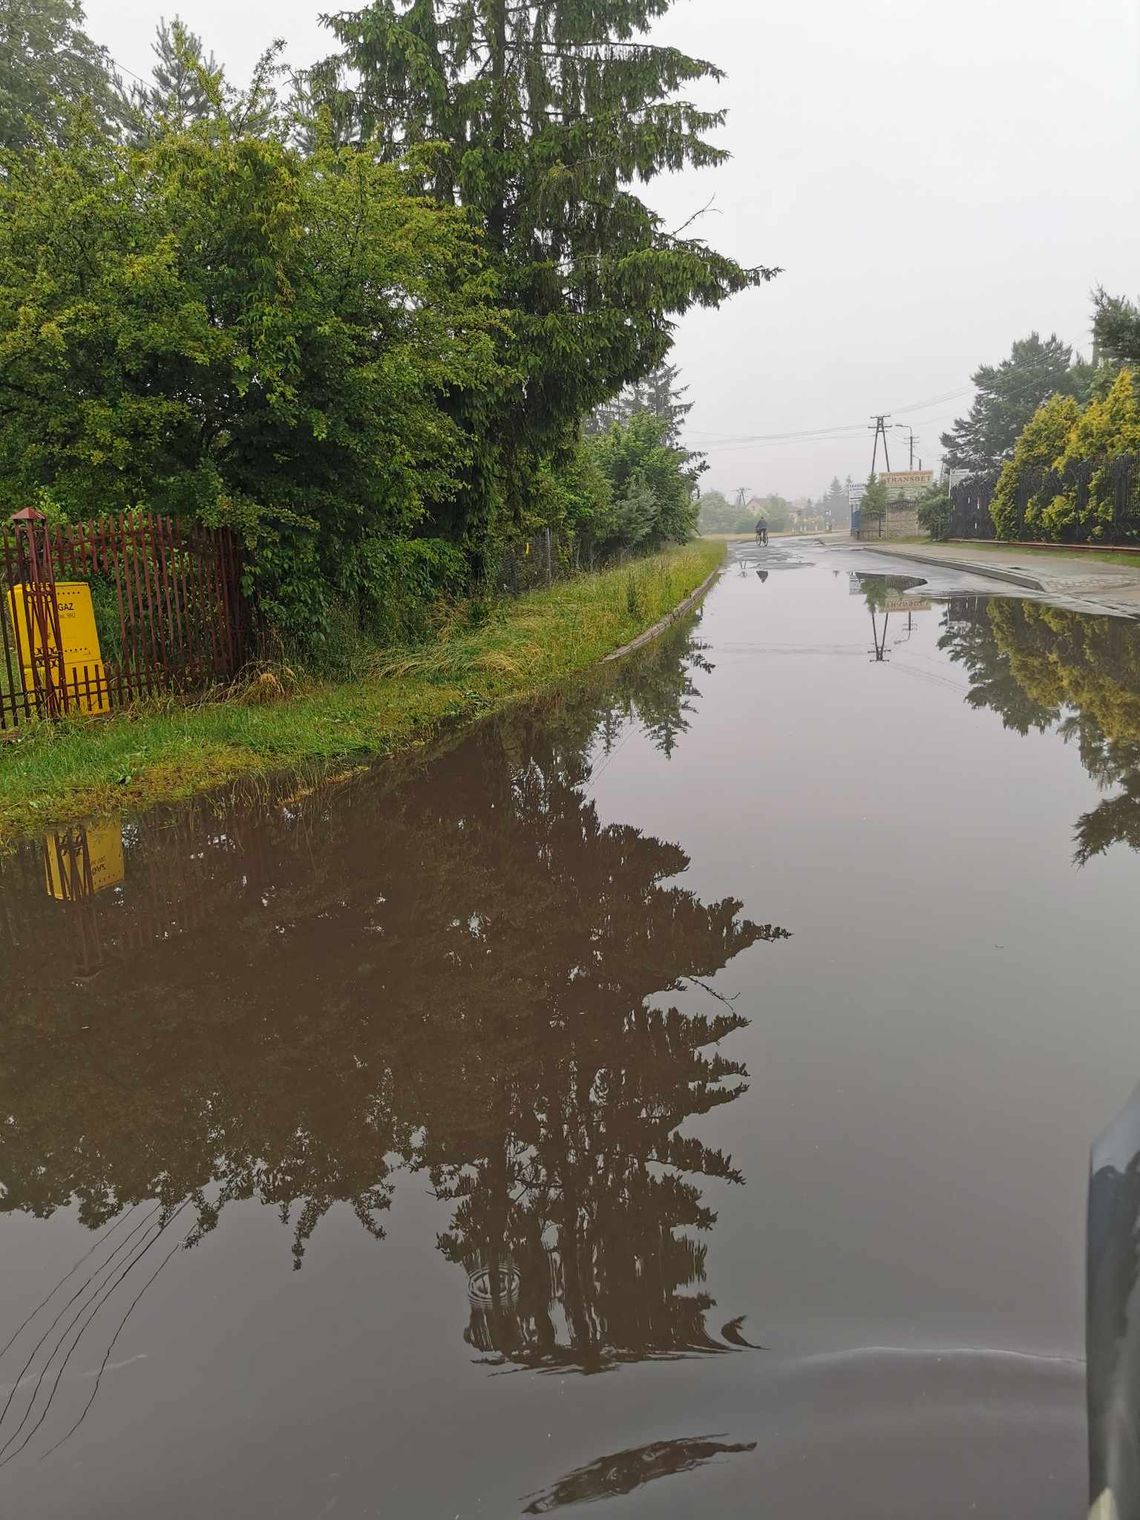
xmin=755 ymin=518 xmax=769 ymax=547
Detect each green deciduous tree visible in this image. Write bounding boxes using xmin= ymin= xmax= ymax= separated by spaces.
xmin=579 ymin=410 xmax=698 ymax=555
xmin=314 ymin=0 xmax=777 ymax=536
xmin=986 ymin=373 xmax=1140 ymax=544
xmin=988 ymin=393 xmax=1081 ymax=539
xmin=0 ymin=120 xmax=498 ymax=643
xmin=1053 ymin=368 xmax=1140 ymax=539
xmin=0 ymin=0 xmax=122 ymax=151
xmin=941 ymin=333 xmax=1094 ymax=475
xmin=696 ymin=489 xmax=748 ymax=534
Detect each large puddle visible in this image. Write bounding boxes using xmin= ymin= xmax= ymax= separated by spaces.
xmin=3 ymin=542 xmax=1140 ymax=1516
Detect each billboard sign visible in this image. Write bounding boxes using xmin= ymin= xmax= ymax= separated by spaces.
xmin=879 ymin=470 xmax=934 ymax=501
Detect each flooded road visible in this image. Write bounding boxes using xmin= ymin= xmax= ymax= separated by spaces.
xmin=3 ymin=541 xmax=1140 ymax=1516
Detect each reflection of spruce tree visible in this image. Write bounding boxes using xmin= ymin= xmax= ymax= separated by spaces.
xmin=0 ymin=624 xmax=785 ymax=1325
xmin=399 ymin=683 xmax=782 ymax=1368
xmin=939 ymin=597 xmax=1058 ymax=734
xmin=403 ymin=699 xmax=782 ymax=1370
xmin=1073 ymin=731 xmax=1140 ymax=864
xmin=937 ymin=597 xmax=1140 ymax=861
xmin=428 ymin=998 xmax=764 ymax=1372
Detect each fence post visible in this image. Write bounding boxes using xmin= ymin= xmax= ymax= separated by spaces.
xmin=545 ymin=527 xmax=553 ymax=587
xmin=11 ymin=506 xmax=66 ymax=719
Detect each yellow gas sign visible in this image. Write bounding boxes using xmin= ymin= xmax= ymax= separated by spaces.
xmin=7 ymin=581 xmax=108 ymax=712
xmin=44 ymin=821 xmax=125 ymax=901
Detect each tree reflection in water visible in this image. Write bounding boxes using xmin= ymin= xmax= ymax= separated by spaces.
xmin=0 ymin=625 xmax=786 ymax=1458
xmin=939 ymin=596 xmax=1140 ymax=863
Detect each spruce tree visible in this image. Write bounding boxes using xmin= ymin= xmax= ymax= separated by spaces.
xmin=1094 ymin=288 xmax=1140 ymax=369
xmin=128 ymin=18 xmax=221 ymax=135
xmin=586 ymin=360 xmax=692 ymax=440
xmin=124 ymin=19 xmax=286 ymax=143
xmin=316 ymin=0 xmax=777 ymax=534
xmin=940 ymin=333 xmax=1094 ymax=475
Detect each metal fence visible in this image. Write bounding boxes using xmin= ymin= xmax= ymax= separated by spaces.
xmin=489 ymin=530 xmax=634 ymax=596
xmin=0 ymin=507 xmax=247 ymax=731
xmin=948 ymin=453 xmax=1140 ymax=544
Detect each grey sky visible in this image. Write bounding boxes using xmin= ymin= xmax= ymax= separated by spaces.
xmin=85 ymin=0 xmax=1140 ymax=499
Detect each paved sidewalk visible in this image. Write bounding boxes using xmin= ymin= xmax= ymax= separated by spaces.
xmin=859 ymin=541 xmax=1140 ymax=617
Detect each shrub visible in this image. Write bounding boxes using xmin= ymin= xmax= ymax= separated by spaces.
xmin=0 ymin=122 xmax=498 ymax=648
xmin=916 ymin=489 xmax=953 ymax=541
xmin=989 ymin=394 xmax=1081 ymax=539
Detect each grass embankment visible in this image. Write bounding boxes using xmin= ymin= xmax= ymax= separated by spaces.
xmin=888 ymin=537 xmax=1140 ymax=569
xmin=951 ymin=541 xmax=1140 ymax=569
xmin=0 ymin=541 xmax=723 ymax=846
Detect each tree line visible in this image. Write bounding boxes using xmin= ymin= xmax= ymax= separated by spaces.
xmin=697 ymin=475 xmax=852 ymax=535
xmin=0 ymin=1 xmax=775 ymax=651
xmin=938 ymin=303 xmax=1140 ymax=543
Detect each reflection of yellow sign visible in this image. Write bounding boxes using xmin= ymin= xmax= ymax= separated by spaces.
xmin=883 ymin=595 xmax=931 ymax=613
xmin=44 ymin=822 xmax=125 ymax=900
xmin=7 ymin=581 xmax=108 ymax=712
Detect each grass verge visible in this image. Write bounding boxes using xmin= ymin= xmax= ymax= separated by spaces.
xmin=950 ymin=541 xmax=1140 ymax=568
xmin=0 ymin=541 xmax=723 ymax=847
xmin=884 ymin=537 xmax=1140 ymax=569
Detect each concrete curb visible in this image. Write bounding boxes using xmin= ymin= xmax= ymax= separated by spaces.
xmin=602 ymin=564 xmax=722 ymax=664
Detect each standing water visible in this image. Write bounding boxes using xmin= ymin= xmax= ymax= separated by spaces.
xmin=1 ymin=540 xmax=1138 ymax=1517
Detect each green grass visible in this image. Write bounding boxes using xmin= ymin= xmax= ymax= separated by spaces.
xmin=0 ymin=542 xmax=723 ymax=847
xmin=950 ymin=541 xmax=1140 ymax=569
xmin=884 ymin=536 xmax=1140 ymax=569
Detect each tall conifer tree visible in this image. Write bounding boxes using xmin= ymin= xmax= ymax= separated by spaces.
xmin=315 ymin=0 xmax=777 ymax=535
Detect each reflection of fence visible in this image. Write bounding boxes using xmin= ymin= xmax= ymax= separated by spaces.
xmin=0 ymin=507 xmax=247 ymax=730
xmin=948 ymin=454 xmax=1140 ymax=544
xmin=2 ymin=799 xmax=277 ymax=979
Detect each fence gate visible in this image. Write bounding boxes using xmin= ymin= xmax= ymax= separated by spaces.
xmin=0 ymin=507 xmax=247 ymax=731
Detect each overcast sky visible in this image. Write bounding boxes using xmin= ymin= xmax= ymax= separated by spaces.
xmin=85 ymin=0 xmax=1140 ymax=499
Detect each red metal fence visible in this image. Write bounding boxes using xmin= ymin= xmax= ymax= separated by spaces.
xmin=0 ymin=507 xmax=247 ymax=731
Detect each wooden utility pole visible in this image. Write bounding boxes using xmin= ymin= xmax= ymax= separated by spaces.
xmin=869 ymin=415 xmax=892 ymax=476
xmin=894 ymin=424 xmax=918 ymax=470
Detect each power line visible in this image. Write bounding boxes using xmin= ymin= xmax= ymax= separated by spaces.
xmin=107 ymin=54 xmax=150 ymax=87
xmin=684 ymin=333 xmax=1091 ymax=458
xmin=686 ymin=422 xmax=868 ymax=444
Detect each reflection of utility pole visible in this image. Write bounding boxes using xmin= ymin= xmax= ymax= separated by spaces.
xmin=869 ymin=606 xmax=890 ymax=661
xmin=869 ymin=415 xmax=892 ymax=476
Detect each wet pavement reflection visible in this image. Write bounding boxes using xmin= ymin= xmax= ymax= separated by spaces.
xmin=3 ymin=543 xmax=1140 ymax=1515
